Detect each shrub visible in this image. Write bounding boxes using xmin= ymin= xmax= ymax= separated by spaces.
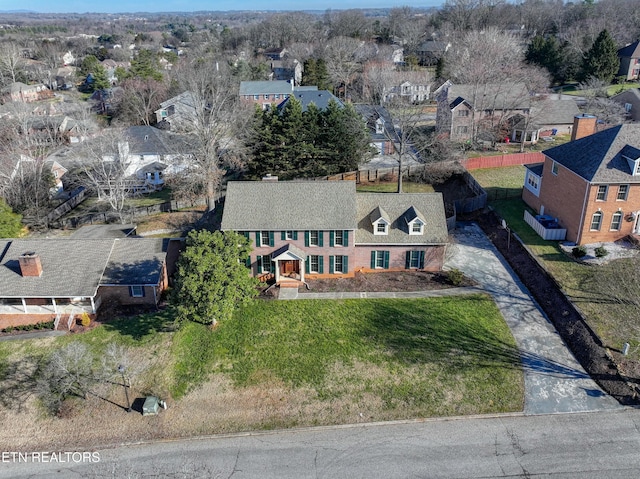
xmin=572 ymin=245 xmax=587 ymax=258
xmin=594 ymin=246 xmax=608 ymax=258
xmin=447 ymin=268 xmax=464 ymax=286
xmin=80 ymin=312 xmax=91 ymax=327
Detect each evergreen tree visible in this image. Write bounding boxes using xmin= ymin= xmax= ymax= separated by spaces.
xmin=582 ymin=29 xmax=620 ymax=83
xmin=172 ymin=230 xmax=258 ymax=326
xmin=0 ymin=199 xmax=23 ymax=238
xmin=526 ymin=35 xmax=563 ymax=83
xmin=130 ymin=49 xmax=163 ymax=81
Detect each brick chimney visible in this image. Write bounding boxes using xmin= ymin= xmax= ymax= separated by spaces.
xmin=18 ymin=252 xmax=43 ymax=277
xmin=571 ymin=114 xmax=597 ymax=141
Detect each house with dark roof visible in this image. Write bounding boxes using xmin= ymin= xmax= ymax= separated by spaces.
xmin=522 ymin=115 xmax=640 ymax=245
xmin=239 ymin=80 xmax=317 ymax=110
xmin=617 ymin=40 xmax=640 ymax=81
xmin=277 ymin=90 xmax=342 ymax=113
xmin=354 ymin=104 xmax=399 ymax=156
xmin=0 ymin=238 xmax=171 ymax=330
xmin=436 ymin=82 xmax=532 ymax=143
xmin=220 ymin=181 xmax=448 ymax=285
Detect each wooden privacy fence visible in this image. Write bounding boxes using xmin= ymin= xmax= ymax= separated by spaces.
xmin=461 ymin=152 xmax=545 ymax=170
xmin=52 ymin=197 xmax=208 ymax=229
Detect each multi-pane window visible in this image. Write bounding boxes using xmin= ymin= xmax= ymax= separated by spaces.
xmin=527 ymin=174 xmax=539 ymax=189
xmin=253 ymin=94 xmax=259 ymax=100
xmin=129 ymin=285 xmax=144 ymax=297
xmin=376 ymin=222 xmax=388 ymax=234
xmin=334 ymin=230 xmax=343 ymax=246
xmin=285 ymin=231 xmax=294 ymax=240
xmin=596 ymin=185 xmax=608 ymax=201
xmin=310 ymin=255 xmax=320 ymax=273
xmin=611 ymin=212 xmax=623 ymax=231
xmin=310 ymin=230 xmax=319 ymax=246
xmin=261 ymin=231 xmax=270 ymax=246
xmin=551 ymin=162 xmax=559 ymax=175
xmin=374 ymin=251 xmax=387 ymax=268
xmin=261 ymin=254 xmax=272 ymax=273
xmin=411 ymin=221 xmax=423 ymax=234
xmin=590 ymin=211 xmax=603 ymax=231
xmin=408 ymin=251 xmax=421 ymax=268
xmin=334 ymin=255 xmax=344 ymax=273
xmin=617 ymin=184 xmax=629 ymax=201
xmin=457 ymin=110 xmax=469 ymax=117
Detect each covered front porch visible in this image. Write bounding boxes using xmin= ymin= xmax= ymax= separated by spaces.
xmin=0 ymin=296 xmax=98 ymax=316
xmin=271 ymin=244 xmax=306 ymax=286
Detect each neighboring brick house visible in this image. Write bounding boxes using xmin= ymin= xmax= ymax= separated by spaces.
xmin=1 ymin=82 xmax=54 ymax=104
xmin=436 ymin=82 xmax=532 ymax=143
xmin=617 ymin=40 xmax=640 ymax=81
xmin=611 ymin=88 xmax=640 ymax=122
xmin=0 ymin=238 xmax=170 ymax=329
xmin=239 ymin=80 xmax=317 ymax=110
xmin=522 ymin=115 xmax=640 ymax=245
xmin=220 ymin=181 xmax=448 ymax=285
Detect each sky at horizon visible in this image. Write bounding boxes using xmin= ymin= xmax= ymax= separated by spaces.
xmin=4 ymin=0 xmax=442 ymax=14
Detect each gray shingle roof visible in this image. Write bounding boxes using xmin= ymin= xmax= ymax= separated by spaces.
xmin=447 ymin=83 xmax=531 ymax=110
xmin=239 ymin=80 xmax=295 ymax=96
xmin=124 ymin=126 xmax=193 ymax=155
xmin=355 ymin=193 xmax=448 ymax=244
xmin=543 ymin=124 xmax=640 ymax=182
xmin=278 ymin=90 xmax=343 ymax=112
xmin=100 ymin=238 xmax=167 ymax=285
xmin=0 ymin=239 xmax=115 ymax=298
xmin=221 ymin=181 xmax=358 ymax=231
xmin=0 ymin=238 xmax=167 ymax=298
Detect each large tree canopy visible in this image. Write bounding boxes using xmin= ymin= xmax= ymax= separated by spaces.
xmin=246 ymin=98 xmax=374 ymax=180
xmin=582 ymin=29 xmax=620 ymax=83
xmin=172 ymin=230 xmax=258 ymax=326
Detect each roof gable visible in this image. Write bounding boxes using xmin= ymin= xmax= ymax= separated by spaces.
xmin=618 ymin=40 xmax=640 ymax=58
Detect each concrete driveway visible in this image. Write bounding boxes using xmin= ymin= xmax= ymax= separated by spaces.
xmin=446 ymin=222 xmax=623 ymax=414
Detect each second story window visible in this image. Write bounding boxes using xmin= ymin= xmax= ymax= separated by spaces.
xmin=261 ymin=231 xmax=271 ymax=246
xmin=310 ymin=230 xmax=319 ymax=246
xmin=617 ymin=184 xmax=629 ymax=201
xmin=596 ymin=185 xmax=608 ymax=201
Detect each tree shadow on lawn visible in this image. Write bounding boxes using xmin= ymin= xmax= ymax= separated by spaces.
xmin=363 ymin=300 xmax=589 ymax=379
xmin=101 ymin=308 xmax=176 ymax=342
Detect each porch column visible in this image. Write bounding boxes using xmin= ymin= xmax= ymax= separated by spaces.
xmin=90 ymin=297 xmax=96 ymax=314
xmin=21 ymin=298 xmax=27 ymax=313
xmin=300 ymin=262 xmax=305 ymax=284
xmin=52 ymin=298 xmax=58 ymax=314
xmin=274 ymin=261 xmax=281 ymax=283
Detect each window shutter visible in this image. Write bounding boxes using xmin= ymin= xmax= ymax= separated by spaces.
xmin=128 ymin=286 xmax=133 ymax=297
xmin=419 ymin=251 xmax=425 ymax=269
xmin=293 ymin=231 xmax=298 ymax=240
xmin=343 ymin=255 xmax=348 ymax=273
xmin=243 ymin=231 xmax=250 ymax=240
xmin=329 ymin=230 xmax=335 ymax=247
xmin=370 ymin=251 xmax=376 ymax=269
xmin=305 ymin=231 xmax=310 ymax=247
xmin=245 ymin=256 xmax=251 ymax=268
xmin=329 ymin=255 xmax=335 ymax=274
xmin=269 ymin=231 xmax=274 ymax=246
xmin=318 ymin=231 xmax=324 ymax=247
xmin=281 ymin=231 xmax=286 ymax=240
xmin=343 ymin=230 xmax=348 ymax=246
xmin=257 ymin=255 xmax=262 ymax=273
xmin=305 ymin=256 xmax=310 ymax=274
xmin=405 ymin=251 xmax=411 ymax=269
xmin=383 ymin=251 xmax=390 ymax=269
xmin=318 ymin=256 xmax=324 ymax=274
xmin=255 ymin=231 xmax=260 ymax=246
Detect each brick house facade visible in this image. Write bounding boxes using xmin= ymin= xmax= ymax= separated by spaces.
xmin=522 ymin=116 xmax=640 ymax=245
xmin=221 ymin=181 xmax=448 ymax=285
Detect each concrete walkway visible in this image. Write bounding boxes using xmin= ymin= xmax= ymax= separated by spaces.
xmin=445 ymin=222 xmax=622 ymax=414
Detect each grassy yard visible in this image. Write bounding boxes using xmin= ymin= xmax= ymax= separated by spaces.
xmin=473 ymin=163 xmax=640 ymax=356
xmin=356 ymin=181 xmax=435 ymax=193
xmin=0 ymin=296 xmax=523 ymax=449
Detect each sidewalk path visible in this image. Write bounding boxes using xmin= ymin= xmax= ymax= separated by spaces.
xmin=445 ymin=222 xmax=622 ymax=414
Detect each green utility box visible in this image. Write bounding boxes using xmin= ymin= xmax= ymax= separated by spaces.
xmin=142 ymin=396 xmax=160 ymax=416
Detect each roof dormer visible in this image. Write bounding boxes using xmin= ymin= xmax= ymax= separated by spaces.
xmin=622 ymin=145 xmax=640 ymax=175
xmin=375 ymin=117 xmax=385 ymax=134
xmin=370 ymin=206 xmax=390 ymax=235
xmin=404 ymin=206 xmax=426 ymax=235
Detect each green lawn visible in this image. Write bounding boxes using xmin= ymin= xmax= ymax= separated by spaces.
xmin=356 ymin=182 xmax=435 ymax=193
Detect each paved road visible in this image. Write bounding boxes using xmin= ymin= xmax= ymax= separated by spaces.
xmin=3 ymin=409 xmax=640 ymax=478
xmin=446 ymin=222 xmax=622 ymax=414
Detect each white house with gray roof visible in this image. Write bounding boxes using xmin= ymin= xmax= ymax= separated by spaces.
xmin=221 ymin=180 xmax=448 ymax=286
xmin=0 ymin=238 xmax=170 ymax=330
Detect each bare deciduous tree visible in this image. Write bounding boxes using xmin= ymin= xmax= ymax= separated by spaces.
xmin=323 ymin=36 xmax=365 ymax=100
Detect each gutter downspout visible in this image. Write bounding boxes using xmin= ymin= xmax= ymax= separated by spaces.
xmin=577 ymin=180 xmax=590 ymax=244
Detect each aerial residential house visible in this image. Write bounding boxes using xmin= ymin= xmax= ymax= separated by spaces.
xmin=617 ymin=40 xmax=640 ymax=81
xmin=268 ymin=58 xmax=303 ymax=85
xmin=0 ymin=238 xmax=169 ymax=329
xmin=436 ymin=82 xmax=532 ymax=143
xmin=220 ymin=181 xmax=448 ymax=285
xmin=510 ymin=97 xmax=581 ymax=144
xmin=354 ymin=104 xmax=399 ymax=156
xmin=522 ymin=115 xmax=640 ymax=245
xmin=1 ymin=82 xmax=54 ymax=104
xmin=416 ymin=40 xmax=450 ymax=66
xmin=277 ymin=90 xmax=343 ymax=113
xmin=154 ymin=90 xmax=199 ymax=131
xmin=239 ymin=80 xmax=317 ymax=110
xmin=611 ymin=88 xmax=640 ymax=122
